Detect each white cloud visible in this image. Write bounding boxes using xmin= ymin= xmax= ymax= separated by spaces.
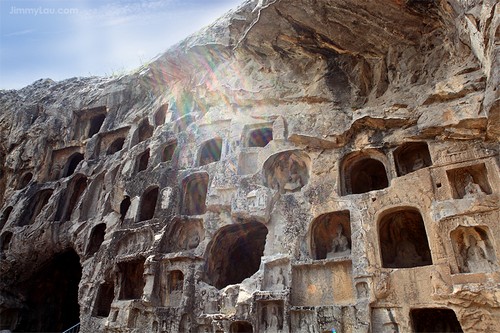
xmin=5 ymin=29 xmax=35 ymax=37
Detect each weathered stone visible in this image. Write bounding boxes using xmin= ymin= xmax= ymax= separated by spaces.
xmin=0 ymin=0 xmax=499 ymax=332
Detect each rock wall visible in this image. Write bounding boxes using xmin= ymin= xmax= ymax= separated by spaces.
xmin=0 ymin=0 xmax=499 ymax=332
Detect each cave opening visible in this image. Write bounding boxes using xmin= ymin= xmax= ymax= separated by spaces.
xmin=410 ymin=308 xmax=463 ymax=333
xmin=230 ymin=321 xmax=253 ymax=333
xmin=107 ymin=137 xmax=125 ymax=155
xmin=120 ymin=196 xmax=131 ymax=222
xmin=182 ymin=173 xmax=208 ymax=215
xmin=379 ymin=208 xmax=433 ymax=268
xmin=247 ymin=127 xmax=273 ymax=147
xmin=162 ymin=141 xmax=177 ymax=162
xmin=394 ymin=142 xmax=432 ymax=176
xmin=92 ymin=282 xmax=115 ymax=318
xmin=118 ymin=259 xmax=145 ymax=300
xmin=64 ymin=153 xmax=84 ymax=178
xmin=198 ymin=138 xmax=222 ymax=166
xmin=342 ymin=153 xmax=389 ymax=195
xmin=135 ymin=149 xmax=150 ymax=173
xmin=205 ymin=221 xmax=268 ymax=289
xmin=138 ymin=186 xmax=159 ymax=222
xmin=86 ymin=223 xmax=106 ymax=256
xmin=88 ymin=114 xmax=106 ymax=138
xmin=15 ymin=249 xmax=82 ymax=332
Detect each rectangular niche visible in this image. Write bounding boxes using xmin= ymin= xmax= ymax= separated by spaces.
xmin=263 ymin=260 xmax=289 ymax=292
xmin=290 ymin=309 xmax=316 ymax=333
xmin=446 ymin=163 xmax=492 ymax=199
xmin=118 ymin=259 xmax=145 ymax=300
xmin=92 ymin=282 xmax=115 ymax=317
xmin=291 ymin=261 xmax=354 ymax=306
xmin=258 ymin=300 xmax=284 ymax=333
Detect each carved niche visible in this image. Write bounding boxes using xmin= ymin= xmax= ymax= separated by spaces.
xmin=450 ymin=226 xmax=497 ymax=273
xmin=446 ymin=163 xmax=492 ymax=199
xmin=378 ymin=209 xmax=433 ymax=268
xmin=263 ymin=150 xmax=310 ymax=194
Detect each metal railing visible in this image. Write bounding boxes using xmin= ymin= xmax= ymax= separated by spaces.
xmin=62 ymin=322 xmax=80 ymax=333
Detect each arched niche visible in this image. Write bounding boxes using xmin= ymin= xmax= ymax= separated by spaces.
xmin=79 ymin=173 xmax=105 ymax=222
xmin=138 ymin=186 xmax=159 ymax=222
xmin=230 ymin=321 xmax=253 ymax=333
xmin=55 ymin=174 xmax=88 ymax=223
xmin=341 ymin=151 xmax=389 ymax=195
xmin=446 ymin=163 xmax=492 ymax=199
xmin=63 ymin=153 xmax=84 ymax=178
xmin=15 ymin=250 xmax=82 ymax=332
xmin=378 ymin=208 xmax=432 ymax=268
xmin=167 ymin=270 xmax=184 ymax=306
xmin=450 ymin=226 xmax=497 ymax=274
xmin=160 ymin=218 xmax=204 ymax=253
xmin=0 ymin=231 xmax=13 ymax=255
xmin=120 ymin=196 xmax=131 ymax=222
xmin=135 ymin=149 xmax=150 ymax=173
xmin=86 ymin=223 xmax=106 ymax=256
xmin=263 ymin=150 xmax=310 ymax=194
xmin=118 ymin=258 xmax=145 ymax=300
xmin=17 ymin=172 xmax=33 ymax=190
xmin=310 ymin=210 xmax=351 ymax=260
xmin=162 ymin=140 xmax=177 ymax=162
xmin=410 ymin=308 xmax=463 ymax=333
xmin=205 ymin=221 xmax=268 ymax=289
xmin=182 ymin=173 xmax=208 ymax=216
xmin=107 ymin=137 xmax=125 ymax=155
xmin=393 ymin=142 xmax=432 ymax=176
xmin=135 ymin=119 xmax=154 ymax=145
xmin=19 ymin=189 xmax=53 ymax=226
xmin=247 ymin=127 xmax=273 ymax=147
xmin=92 ymin=281 xmax=114 ymax=318
xmin=198 ymin=138 xmax=222 ymax=166
xmin=0 ymin=206 xmax=13 ymax=230
xmin=154 ymin=104 xmax=168 ymax=127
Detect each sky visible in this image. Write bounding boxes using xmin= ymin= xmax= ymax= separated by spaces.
xmin=0 ymin=0 xmax=243 ymax=90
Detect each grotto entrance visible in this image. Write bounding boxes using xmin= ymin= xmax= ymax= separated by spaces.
xmin=15 ymin=249 xmax=82 ymax=332
xmin=205 ymin=221 xmax=268 ymax=289
xmin=410 ymin=308 xmax=463 ymax=332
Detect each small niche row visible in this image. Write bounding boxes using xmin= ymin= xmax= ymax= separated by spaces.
xmin=341 ymin=142 xmax=432 ymax=195
xmin=311 ymin=208 xmax=431 ymax=268
xmin=310 ymin=208 xmax=498 ymax=273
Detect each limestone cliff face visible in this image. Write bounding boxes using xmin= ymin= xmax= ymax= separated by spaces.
xmin=0 ymin=0 xmax=498 ymax=332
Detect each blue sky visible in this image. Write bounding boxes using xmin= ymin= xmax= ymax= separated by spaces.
xmin=0 ymin=0 xmax=242 ymax=89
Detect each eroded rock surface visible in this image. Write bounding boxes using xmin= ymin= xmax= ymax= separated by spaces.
xmin=0 ymin=0 xmax=499 ymax=332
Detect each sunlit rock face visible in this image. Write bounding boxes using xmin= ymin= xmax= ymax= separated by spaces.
xmin=0 ymin=0 xmax=499 ymax=332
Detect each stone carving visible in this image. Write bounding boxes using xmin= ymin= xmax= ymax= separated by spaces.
xmin=374 ymin=272 xmax=391 ymax=299
xmin=462 ymin=172 xmax=483 ymax=198
xmin=430 ymin=269 xmax=451 ymax=296
xmin=393 ymin=229 xmax=422 ymax=268
xmin=326 ymin=224 xmax=350 ymax=258
xmin=379 ymin=210 xmax=432 ymax=268
xmin=451 ymin=226 xmax=497 ymax=274
xmin=463 ymin=235 xmax=495 ymax=273
xmin=262 ymin=302 xmax=283 ymax=333
xmin=263 ymin=150 xmax=310 ymax=194
xmin=0 ymin=0 xmax=498 ymax=332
